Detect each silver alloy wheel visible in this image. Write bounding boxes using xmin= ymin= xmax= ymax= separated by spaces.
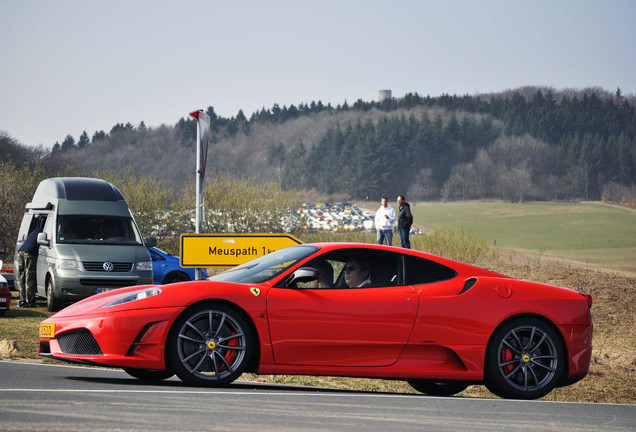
xmin=495 ymin=324 xmax=559 ymax=392
xmin=176 ymin=309 xmax=247 ymax=381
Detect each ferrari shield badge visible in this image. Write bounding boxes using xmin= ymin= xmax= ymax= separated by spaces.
xmin=250 ymin=287 xmax=261 ymax=297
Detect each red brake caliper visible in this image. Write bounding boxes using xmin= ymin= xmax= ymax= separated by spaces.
xmin=221 ymin=332 xmax=238 ymax=371
xmin=502 ymin=348 xmax=514 ymax=374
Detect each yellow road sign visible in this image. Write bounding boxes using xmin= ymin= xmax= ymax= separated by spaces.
xmin=180 ymin=233 xmax=303 ymax=267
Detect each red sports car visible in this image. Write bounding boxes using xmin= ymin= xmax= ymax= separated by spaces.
xmin=38 ymin=243 xmax=593 ymax=399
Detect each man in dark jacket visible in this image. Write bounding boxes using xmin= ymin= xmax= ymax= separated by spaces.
xmin=17 ymin=228 xmax=42 ymax=307
xmin=397 ymin=195 xmax=413 ymax=249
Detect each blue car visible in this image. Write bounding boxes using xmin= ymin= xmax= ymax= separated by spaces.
xmin=148 ymin=247 xmax=208 ymax=284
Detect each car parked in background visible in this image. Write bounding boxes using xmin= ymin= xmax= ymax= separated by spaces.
xmin=148 ymin=247 xmax=208 ymax=284
xmin=0 ymin=263 xmax=15 ymax=291
xmin=0 ymin=261 xmax=11 ymax=316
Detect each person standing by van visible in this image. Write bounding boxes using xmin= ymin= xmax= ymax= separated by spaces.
xmin=17 ymin=228 xmax=42 ymax=307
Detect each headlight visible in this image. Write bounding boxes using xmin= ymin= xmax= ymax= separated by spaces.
xmin=56 ymin=259 xmax=79 ymax=270
xmin=101 ymin=287 xmax=162 ymax=308
xmin=136 ymin=261 xmax=153 ymax=271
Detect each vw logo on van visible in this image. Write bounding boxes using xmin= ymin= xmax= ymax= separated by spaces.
xmin=103 ymin=262 xmax=114 ymax=272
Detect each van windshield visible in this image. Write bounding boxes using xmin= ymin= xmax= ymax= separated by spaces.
xmin=57 ymin=215 xmax=143 ymax=245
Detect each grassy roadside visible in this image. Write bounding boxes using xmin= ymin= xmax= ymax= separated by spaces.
xmin=409 ymin=201 xmax=636 ymax=275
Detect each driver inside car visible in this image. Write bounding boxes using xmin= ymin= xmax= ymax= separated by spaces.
xmin=343 ymin=257 xmax=372 ymax=288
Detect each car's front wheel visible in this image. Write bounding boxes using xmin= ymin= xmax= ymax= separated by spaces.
xmin=163 ymin=271 xmax=190 ymax=284
xmin=408 ymin=380 xmax=469 ymax=396
xmin=485 ymin=317 xmax=565 ymax=399
xmin=167 ymin=303 xmax=253 ymax=386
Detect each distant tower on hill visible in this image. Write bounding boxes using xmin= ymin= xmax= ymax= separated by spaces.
xmin=378 ymin=89 xmax=392 ymax=102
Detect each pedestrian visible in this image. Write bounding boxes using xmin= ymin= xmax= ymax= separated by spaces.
xmin=17 ymin=228 xmax=42 ymax=307
xmin=375 ymin=196 xmax=396 ymax=245
xmin=397 ymin=195 xmax=413 ymax=248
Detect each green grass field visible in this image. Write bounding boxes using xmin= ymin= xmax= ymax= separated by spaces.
xmin=411 ymin=201 xmax=636 ymax=275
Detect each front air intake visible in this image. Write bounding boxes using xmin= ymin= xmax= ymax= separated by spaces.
xmin=57 ymin=329 xmax=103 ymax=355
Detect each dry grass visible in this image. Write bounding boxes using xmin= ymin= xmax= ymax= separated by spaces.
xmin=1 ymin=252 xmax=634 ymax=404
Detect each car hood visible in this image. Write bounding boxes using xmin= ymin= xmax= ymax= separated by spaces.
xmin=53 ymin=243 xmax=150 ymax=262
xmin=45 ymin=279 xmax=267 ymax=319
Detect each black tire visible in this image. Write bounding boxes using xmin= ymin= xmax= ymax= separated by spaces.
xmin=167 ymin=303 xmax=253 ymax=386
xmin=485 ymin=317 xmax=565 ymax=400
xmin=163 ymin=271 xmax=191 ymax=284
xmin=123 ymin=367 xmax=174 ymax=381
xmin=408 ymin=380 xmax=469 ymax=396
xmin=46 ymin=278 xmax=62 ymax=312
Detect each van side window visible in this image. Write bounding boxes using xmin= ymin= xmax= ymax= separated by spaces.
xmin=26 ymin=214 xmax=47 ymax=238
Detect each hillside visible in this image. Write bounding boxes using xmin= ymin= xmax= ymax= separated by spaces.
xmin=2 ymin=86 xmax=635 ymax=203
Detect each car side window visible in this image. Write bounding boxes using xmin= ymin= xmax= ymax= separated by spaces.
xmin=148 ymin=249 xmax=166 ymax=261
xmin=404 ymin=255 xmax=457 ymax=285
xmin=295 ymin=258 xmax=338 ymax=289
xmin=304 ymin=249 xmax=402 ymax=289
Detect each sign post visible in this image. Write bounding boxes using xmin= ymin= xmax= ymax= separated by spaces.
xmin=189 ymin=109 xmax=210 ymax=279
xmin=180 ymin=233 xmax=303 ymax=268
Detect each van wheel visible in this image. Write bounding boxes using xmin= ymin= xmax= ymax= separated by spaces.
xmin=46 ymin=278 xmax=61 ymax=312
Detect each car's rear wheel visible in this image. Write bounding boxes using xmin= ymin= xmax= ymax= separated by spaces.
xmin=168 ymin=303 xmax=253 ymax=386
xmin=123 ymin=368 xmax=174 ymax=381
xmin=163 ymin=271 xmax=190 ymax=284
xmin=485 ymin=317 xmax=565 ymax=400
xmin=408 ymin=380 xmax=469 ymax=396
xmin=46 ymin=278 xmax=61 ymax=312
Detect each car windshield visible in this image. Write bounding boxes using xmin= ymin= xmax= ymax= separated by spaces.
xmin=57 ymin=215 xmax=144 ymax=245
xmin=209 ymin=245 xmax=319 ymax=283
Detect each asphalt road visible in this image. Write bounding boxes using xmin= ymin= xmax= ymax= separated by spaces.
xmin=1 ymin=360 xmax=634 ymax=432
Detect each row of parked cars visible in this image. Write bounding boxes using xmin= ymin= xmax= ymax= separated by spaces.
xmin=298 ymin=202 xmax=375 ymax=232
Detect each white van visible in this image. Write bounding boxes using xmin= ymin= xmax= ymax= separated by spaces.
xmin=14 ymin=177 xmax=155 ymax=311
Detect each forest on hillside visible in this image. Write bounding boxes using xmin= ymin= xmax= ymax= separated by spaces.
xmin=2 ymin=86 xmax=635 ymax=204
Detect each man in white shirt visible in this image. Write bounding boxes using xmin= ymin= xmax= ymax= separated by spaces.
xmin=374 ymin=196 xmax=396 ymax=245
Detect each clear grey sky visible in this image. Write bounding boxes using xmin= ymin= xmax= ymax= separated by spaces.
xmin=1 ymin=0 xmax=635 ymax=148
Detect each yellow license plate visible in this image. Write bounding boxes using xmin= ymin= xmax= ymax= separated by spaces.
xmin=39 ymin=323 xmax=55 ymax=338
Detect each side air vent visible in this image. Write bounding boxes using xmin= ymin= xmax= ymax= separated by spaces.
xmin=459 ymin=278 xmax=477 ymax=295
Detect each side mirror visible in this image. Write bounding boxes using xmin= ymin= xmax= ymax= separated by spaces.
xmin=287 ymin=267 xmax=319 ymax=286
xmin=146 ymin=236 xmax=157 ymax=247
xmin=37 ymin=232 xmax=50 ymax=247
